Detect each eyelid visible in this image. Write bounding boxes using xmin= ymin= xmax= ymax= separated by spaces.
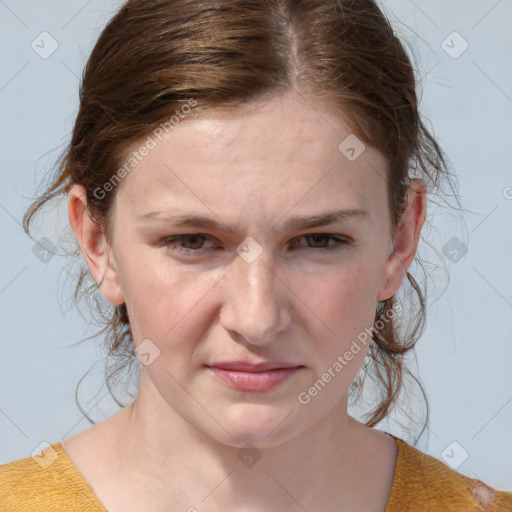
xmin=291 ymin=234 xmax=351 ymax=250
xmin=160 ymin=234 xmax=216 ymax=251
xmin=162 ymin=232 xmax=352 ymax=243
xmin=160 ymin=233 xmax=351 ymax=255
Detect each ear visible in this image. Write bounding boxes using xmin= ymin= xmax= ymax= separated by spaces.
xmin=377 ymin=178 xmax=427 ymax=301
xmin=68 ymin=184 xmax=125 ymax=305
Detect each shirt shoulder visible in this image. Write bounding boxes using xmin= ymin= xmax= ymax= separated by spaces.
xmin=385 ymin=434 xmax=512 ymax=512
xmin=0 ymin=442 xmax=108 ymax=512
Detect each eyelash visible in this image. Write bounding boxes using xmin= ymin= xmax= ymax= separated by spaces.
xmin=159 ymin=233 xmax=350 ymax=255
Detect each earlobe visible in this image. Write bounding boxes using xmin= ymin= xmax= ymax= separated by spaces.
xmin=377 ymin=178 xmax=427 ymax=301
xmin=68 ymin=184 xmax=125 ymax=305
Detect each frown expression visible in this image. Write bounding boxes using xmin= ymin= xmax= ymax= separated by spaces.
xmin=102 ymin=91 xmax=401 ymax=447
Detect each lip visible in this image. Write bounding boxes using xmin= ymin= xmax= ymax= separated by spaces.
xmin=208 ymin=361 xmax=301 ymax=372
xmin=206 ymin=361 xmax=303 ymax=391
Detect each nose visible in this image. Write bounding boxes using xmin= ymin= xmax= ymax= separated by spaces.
xmin=219 ymin=249 xmax=292 ymax=347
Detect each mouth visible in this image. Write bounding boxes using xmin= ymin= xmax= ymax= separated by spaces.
xmin=205 ymin=361 xmax=304 ymax=392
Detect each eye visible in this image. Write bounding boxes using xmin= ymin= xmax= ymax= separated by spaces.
xmin=293 ymin=234 xmax=350 ymax=252
xmin=159 ymin=233 xmax=350 ymax=256
xmin=160 ymin=234 xmax=216 ymax=254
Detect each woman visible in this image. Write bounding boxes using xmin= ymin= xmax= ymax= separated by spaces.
xmin=1 ymin=0 xmax=510 ymax=510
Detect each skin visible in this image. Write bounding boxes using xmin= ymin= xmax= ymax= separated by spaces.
xmin=65 ymin=90 xmax=426 ymax=512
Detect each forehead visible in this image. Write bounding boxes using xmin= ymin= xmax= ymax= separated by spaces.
xmin=115 ymin=92 xmax=388 ymax=222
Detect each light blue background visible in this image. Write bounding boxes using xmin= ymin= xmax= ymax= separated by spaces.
xmin=1 ymin=0 xmax=511 ymax=492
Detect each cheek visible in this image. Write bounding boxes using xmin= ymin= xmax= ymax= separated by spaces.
xmin=305 ymin=260 xmax=380 ymax=334
xmin=300 ymin=268 xmax=379 ymax=394
xmin=116 ymin=251 xmax=222 ymax=343
xmin=297 ymin=262 xmax=381 ymax=386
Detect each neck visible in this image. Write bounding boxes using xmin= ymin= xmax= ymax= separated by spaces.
xmin=108 ymin=372 xmax=385 ymax=511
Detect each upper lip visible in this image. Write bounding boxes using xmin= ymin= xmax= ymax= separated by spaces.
xmin=207 ymin=361 xmax=302 ymax=372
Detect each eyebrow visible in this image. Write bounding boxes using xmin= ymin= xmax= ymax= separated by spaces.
xmin=137 ymin=208 xmax=369 ymax=233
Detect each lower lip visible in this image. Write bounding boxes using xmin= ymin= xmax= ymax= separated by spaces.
xmin=207 ymin=367 xmax=300 ymax=391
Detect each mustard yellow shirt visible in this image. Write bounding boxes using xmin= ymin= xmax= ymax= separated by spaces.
xmin=1 ymin=434 xmax=511 ymax=511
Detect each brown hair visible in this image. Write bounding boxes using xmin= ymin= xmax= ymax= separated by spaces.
xmin=23 ymin=0 xmax=457 ymax=440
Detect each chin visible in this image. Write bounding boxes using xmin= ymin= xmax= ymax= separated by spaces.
xmin=209 ymin=402 xmax=303 ymax=449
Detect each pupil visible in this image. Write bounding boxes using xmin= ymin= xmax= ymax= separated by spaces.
xmin=309 ymin=235 xmax=328 ymax=247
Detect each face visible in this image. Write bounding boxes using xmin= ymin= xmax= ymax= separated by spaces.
xmin=73 ymin=91 xmax=421 ymax=448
